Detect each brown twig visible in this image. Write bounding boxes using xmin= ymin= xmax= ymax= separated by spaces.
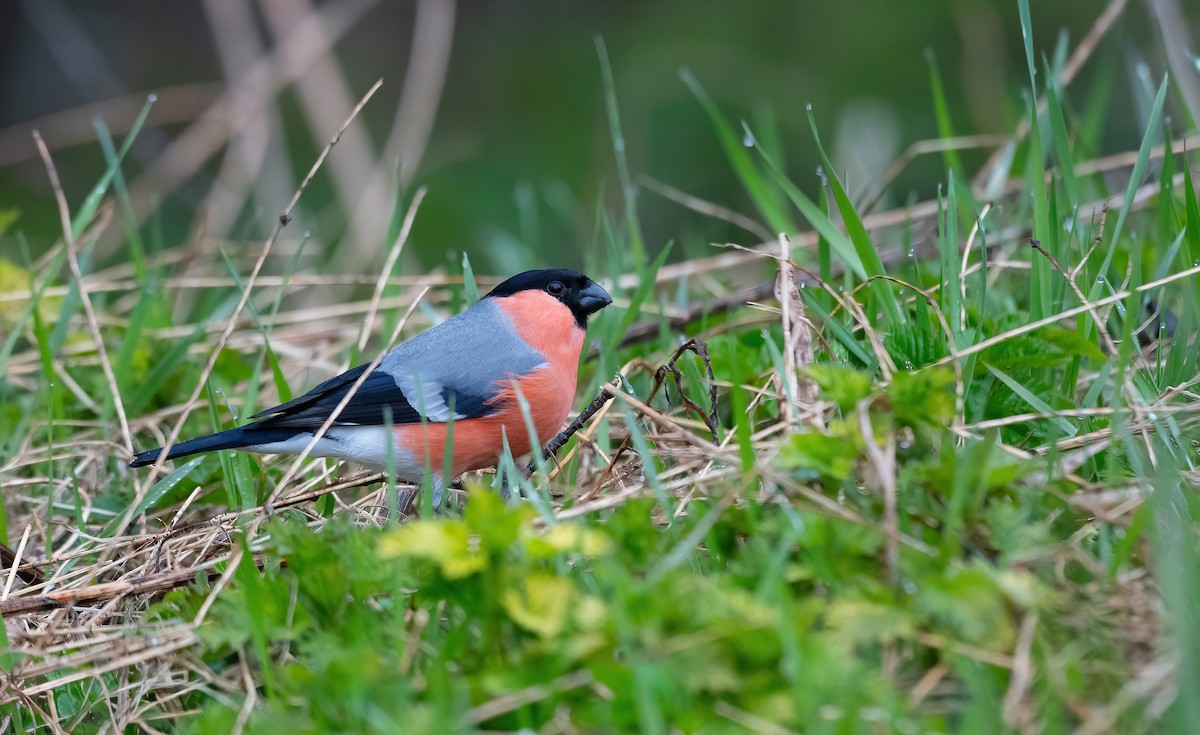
xmin=463 ymin=669 xmax=593 ymax=725
xmin=32 ymin=133 xmax=133 ymax=456
xmin=1 ymin=563 xmax=224 ymax=616
xmin=527 ymin=374 xmax=623 ymax=474
xmin=0 ymin=538 xmax=44 ymax=585
xmin=608 ymin=282 xmax=777 ymax=353
xmin=593 ymin=338 xmax=720 ymax=494
xmin=657 ymin=339 xmax=720 ymax=445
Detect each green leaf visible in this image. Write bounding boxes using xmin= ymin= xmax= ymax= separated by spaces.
xmin=762 ymin=161 xmax=866 ymax=279
xmin=987 ymin=365 xmax=1075 ymax=436
xmin=887 ymin=368 xmax=956 ymax=428
xmin=827 ymin=597 xmax=916 ymax=645
xmin=804 ymin=364 xmax=872 ymax=413
xmin=680 ymin=70 xmax=794 ymax=236
xmin=611 ymin=243 xmax=672 ymax=344
xmin=378 ymin=520 xmax=484 ymax=579
xmin=72 ymin=95 xmax=155 ymax=240
xmin=598 ymin=37 xmax=646 ymax=263
xmin=802 ymin=291 xmax=873 ymax=366
xmin=0 ymin=209 xmax=18 ymax=236
xmin=528 ymin=524 xmax=613 ymax=557
xmin=502 ymin=572 xmax=575 ymax=637
xmin=804 ymin=107 xmax=904 ymax=326
xmin=131 ymin=457 xmax=205 ymax=517
xmin=1089 ymin=75 xmax=1169 ymax=299
xmin=265 ymin=345 xmax=293 ymax=404
xmin=926 ymin=52 xmax=963 ymax=175
xmin=462 ymin=252 xmax=479 ymax=306
xmin=775 ymin=430 xmax=860 ymax=479
xmin=916 ymin=563 xmax=1016 ymax=648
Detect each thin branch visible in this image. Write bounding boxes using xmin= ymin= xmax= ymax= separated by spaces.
xmin=527 ymin=374 xmax=623 ymax=475
xmin=139 ymin=78 xmax=384 ymax=508
xmin=33 ymin=133 xmax=133 ymax=455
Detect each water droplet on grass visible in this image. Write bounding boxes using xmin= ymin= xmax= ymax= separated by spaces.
xmin=740 ymin=121 xmax=755 ymax=147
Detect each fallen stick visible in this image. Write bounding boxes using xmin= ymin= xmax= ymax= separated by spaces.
xmin=0 ymin=565 xmax=220 ymax=616
xmin=526 ymin=374 xmax=623 ymax=475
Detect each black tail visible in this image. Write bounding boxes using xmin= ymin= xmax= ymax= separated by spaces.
xmin=128 ymin=425 xmax=303 ymax=468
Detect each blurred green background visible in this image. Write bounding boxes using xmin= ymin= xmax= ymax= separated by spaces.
xmin=0 ymin=0 xmax=1193 ymax=276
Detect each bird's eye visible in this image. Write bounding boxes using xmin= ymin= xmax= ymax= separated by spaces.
xmin=547 ymin=281 xmax=565 ymax=296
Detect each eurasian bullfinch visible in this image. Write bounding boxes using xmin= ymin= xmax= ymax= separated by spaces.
xmin=129 ymin=269 xmax=612 ymax=505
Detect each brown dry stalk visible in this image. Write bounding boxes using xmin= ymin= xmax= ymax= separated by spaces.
xmin=1002 ymin=612 xmax=1040 ymax=731
xmin=591 ymin=339 xmax=721 ymax=495
xmin=32 ymin=135 xmax=132 ymax=456
xmin=0 ymin=626 xmax=199 ymax=705
xmin=858 ymin=401 xmax=899 ymax=589
xmin=527 ymin=374 xmax=623 ymax=474
xmin=774 ymin=239 xmax=817 ymax=412
xmin=0 ymin=564 xmax=221 ymax=616
xmin=463 ymin=669 xmax=593 ymax=724
xmin=2 ymin=470 xmax=387 ymax=615
xmin=140 ymin=77 xmax=383 ymax=510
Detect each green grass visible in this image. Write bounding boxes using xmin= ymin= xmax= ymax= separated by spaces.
xmin=3 ymin=3 xmax=1200 ymax=733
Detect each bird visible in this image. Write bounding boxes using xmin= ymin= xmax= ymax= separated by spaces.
xmin=129 ymin=269 xmax=613 ymax=506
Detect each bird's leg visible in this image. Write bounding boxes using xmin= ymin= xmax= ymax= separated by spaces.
xmin=429 ymin=473 xmax=446 ymax=510
xmin=395 ymin=486 xmax=420 ymax=518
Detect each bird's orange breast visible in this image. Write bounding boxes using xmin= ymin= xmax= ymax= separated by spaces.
xmin=395 ymin=291 xmax=585 ymax=476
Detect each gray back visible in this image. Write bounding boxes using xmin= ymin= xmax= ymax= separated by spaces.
xmin=381 ymin=298 xmax=547 ymax=420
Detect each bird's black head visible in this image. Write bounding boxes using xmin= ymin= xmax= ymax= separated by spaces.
xmin=485 ymin=268 xmax=613 ymax=328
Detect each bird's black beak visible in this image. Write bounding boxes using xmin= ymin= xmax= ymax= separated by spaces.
xmin=577 ymin=280 xmax=613 ymax=315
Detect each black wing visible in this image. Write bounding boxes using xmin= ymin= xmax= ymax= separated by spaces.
xmin=248 ymin=364 xmax=499 ymax=430
xmin=249 ymin=364 xmax=424 ymax=429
